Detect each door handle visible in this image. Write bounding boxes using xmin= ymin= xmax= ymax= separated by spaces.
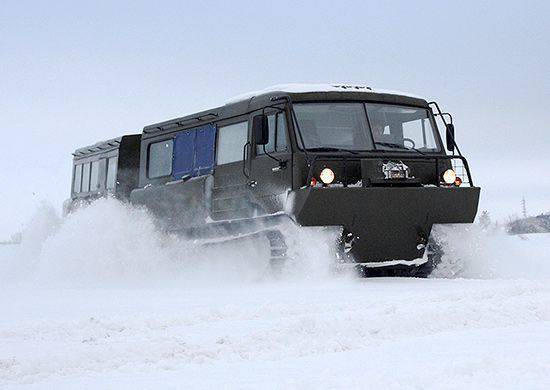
xmin=247 ymin=180 xmax=257 ymax=187
xmin=271 ymin=160 xmax=288 ymax=172
xmin=242 ymin=142 xmax=251 ymax=178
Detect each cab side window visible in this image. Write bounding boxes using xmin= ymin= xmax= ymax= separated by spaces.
xmin=257 ymin=115 xmax=276 ymax=155
xmin=216 ymin=121 xmax=248 ymax=165
xmin=256 ymin=112 xmax=287 ymax=155
xmin=276 ymin=113 xmax=288 ymax=152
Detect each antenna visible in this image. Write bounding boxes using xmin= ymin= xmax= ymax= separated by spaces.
xmin=521 ymin=197 xmax=527 ymax=218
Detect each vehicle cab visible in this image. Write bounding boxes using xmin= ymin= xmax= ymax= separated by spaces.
xmin=244 ymin=84 xmax=479 ymax=271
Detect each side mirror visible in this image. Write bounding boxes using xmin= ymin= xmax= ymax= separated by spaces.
xmin=446 ymin=123 xmax=455 ymax=152
xmin=253 ymin=115 xmax=269 ymax=145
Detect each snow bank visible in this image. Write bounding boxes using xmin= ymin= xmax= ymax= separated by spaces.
xmin=1 ymin=279 xmax=549 ymax=388
xmin=1 ymin=202 xmax=550 ymax=388
xmin=432 ymin=224 xmax=550 ymax=279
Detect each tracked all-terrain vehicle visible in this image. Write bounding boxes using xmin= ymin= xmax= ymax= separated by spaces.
xmin=67 ymin=84 xmax=480 ymax=276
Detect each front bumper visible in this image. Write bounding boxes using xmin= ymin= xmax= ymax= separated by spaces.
xmin=287 ymin=186 xmax=480 ymax=263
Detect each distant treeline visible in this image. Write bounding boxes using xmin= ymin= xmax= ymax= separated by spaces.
xmin=0 ymin=232 xmax=22 ymax=246
xmin=507 ymin=213 xmax=550 ymax=235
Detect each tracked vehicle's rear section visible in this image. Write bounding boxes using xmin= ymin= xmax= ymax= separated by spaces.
xmin=67 ymin=84 xmax=480 ymax=276
xmin=66 ymin=135 xmax=141 ymax=214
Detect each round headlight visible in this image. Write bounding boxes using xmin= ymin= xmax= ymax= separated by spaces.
xmin=319 ymin=168 xmax=335 ymax=184
xmin=442 ymin=169 xmax=456 ymax=185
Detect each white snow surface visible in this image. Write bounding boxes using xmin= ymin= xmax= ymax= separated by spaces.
xmin=1 ymin=200 xmax=550 ymax=389
xmin=226 ymin=83 xmax=424 ymax=104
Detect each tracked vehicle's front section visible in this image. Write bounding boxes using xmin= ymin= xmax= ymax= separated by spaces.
xmin=273 ymin=87 xmax=480 ymax=275
xmin=287 ymin=166 xmax=479 ymax=275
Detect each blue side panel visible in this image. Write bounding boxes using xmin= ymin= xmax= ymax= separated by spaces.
xmin=172 ymin=124 xmax=216 ymax=180
xmin=172 ymin=130 xmax=196 ymax=180
xmin=194 ymin=124 xmax=216 ymax=176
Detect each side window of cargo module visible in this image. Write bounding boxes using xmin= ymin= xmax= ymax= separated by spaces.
xmin=82 ymin=162 xmax=91 ymax=192
xmin=90 ymin=160 xmax=101 ymax=191
xmin=148 ymin=139 xmax=174 ymax=178
xmin=73 ymin=164 xmax=83 ymax=193
xmin=256 ymin=113 xmax=287 ymax=155
xmin=106 ymin=157 xmax=118 ymax=190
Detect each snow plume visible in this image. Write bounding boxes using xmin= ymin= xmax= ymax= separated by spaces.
xmin=432 ymin=224 xmax=550 ymax=280
xmin=277 ymin=223 xmax=342 ymax=280
xmin=0 ymin=202 xmax=61 ymax=282
xmin=0 ymin=199 xmax=341 ymax=288
xmin=5 ymin=198 xmax=548 ymax=286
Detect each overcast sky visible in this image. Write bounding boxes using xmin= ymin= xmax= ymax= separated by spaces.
xmin=1 ymin=0 xmax=549 ymax=237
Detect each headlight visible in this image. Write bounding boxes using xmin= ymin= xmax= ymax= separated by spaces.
xmin=442 ymin=169 xmax=456 ymax=185
xmin=319 ymin=168 xmax=335 ymax=184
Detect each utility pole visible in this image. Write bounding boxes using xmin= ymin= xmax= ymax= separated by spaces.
xmin=521 ymin=197 xmax=527 ymax=218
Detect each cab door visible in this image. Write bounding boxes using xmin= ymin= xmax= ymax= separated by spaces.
xmin=211 ymin=118 xmax=252 ymax=221
xmin=248 ymin=111 xmax=292 ymax=215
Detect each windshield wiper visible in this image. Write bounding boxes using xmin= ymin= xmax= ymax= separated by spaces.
xmin=307 ymin=147 xmax=361 ymax=155
xmin=373 ymin=142 xmax=426 ymax=156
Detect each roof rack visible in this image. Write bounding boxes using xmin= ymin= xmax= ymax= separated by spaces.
xmin=72 ymin=136 xmax=123 ymax=157
xmin=143 ymin=112 xmax=218 ymax=134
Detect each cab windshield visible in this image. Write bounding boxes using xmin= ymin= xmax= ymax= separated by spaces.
xmin=293 ymin=102 xmax=441 ymax=152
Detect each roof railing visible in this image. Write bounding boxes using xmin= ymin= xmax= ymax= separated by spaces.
xmin=144 ymin=112 xmax=218 ymax=134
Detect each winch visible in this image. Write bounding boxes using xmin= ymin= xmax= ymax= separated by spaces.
xmin=382 ymin=161 xmax=410 ymax=180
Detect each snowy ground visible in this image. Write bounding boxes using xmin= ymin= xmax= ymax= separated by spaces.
xmin=1 ymin=200 xmax=549 ymax=389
